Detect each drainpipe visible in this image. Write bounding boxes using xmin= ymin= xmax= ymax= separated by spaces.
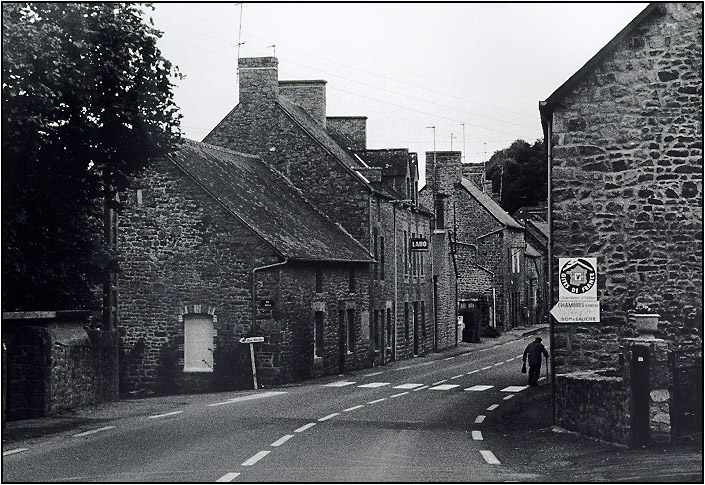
xmin=393 ymin=201 xmax=398 ymax=361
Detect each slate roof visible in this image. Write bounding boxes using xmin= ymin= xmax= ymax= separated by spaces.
xmin=528 ymin=219 xmax=549 ymax=239
xmin=459 ymin=178 xmax=523 ymax=230
xmin=168 ymin=139 xmax=373 ymax=263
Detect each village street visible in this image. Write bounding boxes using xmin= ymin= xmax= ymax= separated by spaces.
xmin=3 ymin=330 xmax=546 ymax=483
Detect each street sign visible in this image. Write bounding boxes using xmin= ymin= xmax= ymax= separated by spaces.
xmin=410 ymin=238 xmax=429 ymax=251
xmin=550 ymin=301 xmax=600 ymax=323
xmin=558 ymin=257 xmax=598 ymax=301
xmin=239 ymin=336 xmax=265 ymax=344
xmin=260 ymin=299 xmax=275 ymax=308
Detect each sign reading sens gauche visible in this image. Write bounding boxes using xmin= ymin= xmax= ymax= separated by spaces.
xmin=409 ymin=238 xmax=429 ymax=251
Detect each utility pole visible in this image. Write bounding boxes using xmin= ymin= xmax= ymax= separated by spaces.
xmin=237 ymin=3 xmax=244 ymax=61
xmin=426 ymin=126 xmax=436 ymax=194
xmin=461 ymin=123 xmax=466 ymax=163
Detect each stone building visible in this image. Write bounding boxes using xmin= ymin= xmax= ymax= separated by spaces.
xmin=420 ymin=153 xmax=527 ymax=338
xmin=203 ymin=56 xmax=456 ymax=364
xmin=118 ymin=140 xmax=373 ymax=393
xmin=540 ymin=3 xmax=702 ymax=445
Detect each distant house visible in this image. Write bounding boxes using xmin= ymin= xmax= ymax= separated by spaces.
xmin=202 ymin=57 xmax=457 ymax=363
xmin=118 ymin=140 xmax=372 ymax=394
xmin=420 ymin=153 xmax=527 ymax=338
xmin=540 ymin=3 xmax=702 ymax=445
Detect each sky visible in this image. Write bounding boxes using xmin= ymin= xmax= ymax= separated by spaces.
xmin=148 ymin=2 xmax=649 ymax=185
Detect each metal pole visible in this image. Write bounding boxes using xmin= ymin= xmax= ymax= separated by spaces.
xmin=249 ymin=343 xmax=258 ymax=390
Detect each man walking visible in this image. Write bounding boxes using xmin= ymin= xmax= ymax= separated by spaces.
xmin=523 ymin=337 xmax=549 ymax=386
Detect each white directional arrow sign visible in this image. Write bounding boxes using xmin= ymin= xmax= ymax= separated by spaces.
xmin=550 ymin=301 xmax=600 ymax=323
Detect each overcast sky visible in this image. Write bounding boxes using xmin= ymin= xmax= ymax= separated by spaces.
xmin=149 ymin=2 xmax=648 ymax=184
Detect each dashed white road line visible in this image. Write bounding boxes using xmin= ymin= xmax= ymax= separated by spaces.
xmin=358 ymin=382 xmax=389 ymax=388
xmin=475 ymin=415 xmax=486 ymax=424
xmin=492 ymin=362 xmax=503 ymax=367
xmin=368 ymin=398 xmax=387 ymax=404
xmin=344 ymin=404 xmax=365 ymax=412
xmin=487 ymin=404 xmax=499 ymax=411
xmin=208 ymin=391 xmax=288 ymax=406
xmin=480 ymin=450 xmax=501 ymax=464
xmin=215 ymin=472 xmax=241 ymax=482
xmin=242 ymin=450 xmax=270 ymax=466
xmin=443 ymin=356 xmax=456 ymax=361
xmin=270 ymin=435 xmax=294 ymax=447
xmin=465 ymin=385 xmax=494 ymax=392
xmin=73 ymin=426 xmax=116 ymax=437
xmin=323 ymin=381 xmax=356 ymax=388
xmin=2 ymin=448 xmax=28 ymax=456
xmin=413 ymin=385 xmax=429 ymax=392
xmin=147 ymin=410 xmax=184 ymax=419
xmin=318 ymin=413 xmax=339 ymax=422
xmin=364 ymin=371 xmax=384 ymax=377
xmin=419 ymin=361 xmax=434 ymax=366
xmin=450 ymin=374 xmax=464 ymax=380
xmin=429 ymin=384 xmax=460 ymax=391
xmin=501 ymin=386 xmax=528 ymax=392
xmin=393 ymin=383 xmax=424 ymax=389
xmin=432 ymin=379 xmax=448 ymax=385
xmin=390 ymin=391 xmax=409 ymax=398
xmin=471 ymin=431 xmax=483 ymax=441
xmin=466 ymin=369 xmax=480 ymax=375
xmin=503 ymin=395 xmax=515 ymax=401
xmin=294 ymin=423 xmax=317 ymax=433
xmin=481 ymin=365 xmax=493 ymax=370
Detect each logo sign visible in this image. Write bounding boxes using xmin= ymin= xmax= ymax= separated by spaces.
xmin=410 ymin=238 xmax=429 ymax=251
xmin=550 ymin=301 xmax=600 ymax=323
xmin=558 ymin=258 xmax=597 ymax=301
xmin=239 ymin=336 xmax=265 ymax=344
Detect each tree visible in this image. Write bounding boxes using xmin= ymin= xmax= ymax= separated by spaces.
xmin=2 ymin=3 xmax=182 ymax=312
xmin=485 ymin=139 xmax=546 ymax=215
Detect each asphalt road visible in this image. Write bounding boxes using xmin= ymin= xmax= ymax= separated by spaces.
xmin=3 ymin=333 xmax=547 ymax=482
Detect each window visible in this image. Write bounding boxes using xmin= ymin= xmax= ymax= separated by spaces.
xmin=314 ymin=311 xmax=324 ymax=358
xmin=435 ymin=199 xmax=444 ymax=229
xmin=349 ymin=266 xmax=356 ymax=293
xmin=380 ymin=236 xmax=385 ymax=280
xmin=511 ymin=248 xmax=521 ymax=273
xmin=183 ymin=314 xmax=213 ymax=372
xmin=315 ymin=267 xmax=323 ymax=293
xmin=347 ymin=309 xmax=355 ymax=352
xmin=404 ymin=302 xmax=409 ymax=340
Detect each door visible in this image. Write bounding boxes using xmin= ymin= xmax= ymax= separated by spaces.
xmin=631 ymin=346 xmax=650 ymax=447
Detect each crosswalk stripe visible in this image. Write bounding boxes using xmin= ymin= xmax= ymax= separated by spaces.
xmin=358 ymin=382 xmax=390 ymax=388
xmin=504 ymin=394 xmax=515 ymax=401
xmin=216 ymin=472 xmax=241 ymax=482
xmin=500 ymin=385 xmax=528 ymax=392
xmin=475 ymin=415 xmax=486 ymax=424
xmin=472 ymin=430 xmax=483 ymax=441
xmin=324 ymin=381 xmax=356 ymax=387
xmin=465 ymin=385 xmax=494 ymax=392
xmin=487 ymin=404 xmax=499 ymax=411
xmin=429 ymin=384 xmax=460 ymax=391
xmin=480 ymin=450 xmax=501 ymax=464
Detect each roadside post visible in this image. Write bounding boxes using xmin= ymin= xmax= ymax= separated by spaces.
xmin=239 ymin=336 xmax=265 ymax=389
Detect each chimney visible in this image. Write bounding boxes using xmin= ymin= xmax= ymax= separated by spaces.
xmin=460 ymin=163 xmax=485 ymax=188
xmin=238 ymin=57 xmax=279 ymax=107
xmin=279 ymin=80 xmax=327 ymax=126
xmin=425 ymin=151 xmax=461 ymax=195
xmin=326 ymin=116 xmax=367 ymax=150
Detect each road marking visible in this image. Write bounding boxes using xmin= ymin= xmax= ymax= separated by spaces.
xmin=493 ymin=362 xmax=503 ymax=367
xmin=364 ymin=371 xmax=384 ymax=377
xmin=480 ymin=450 xmax=501 ymax=464
xmin=475 ymin=415 xmax=486 ymax=424
xmin=481 ymin=365 xmax=492 ymax=370
xmin=395 ymin=365 xmax=412 ymax=371
xmin=503 ymin=395 xmax=515 ymax=401
xmin=465 ymin=385 xmax=494 ymax=392
xmin=242 ymin=450 xmax=270 ymax=466
xmin=147 ymin=410 xmax=184 ymax=419
xmin=472 ymin=431 xmax=483 ymax=441
xmin=209 ymin=391 xmax=288 ymax=406
xmin=318 ymin=413 xmax=339 ymax=421
xmin=73 ymin=426 xmax=116 ymax=437
xmin=413 ymin=385 xmax=429 ymax=392
xmin=323 ymin=381 xmax=356 ymax=387
xmin=419 ymin=361 xmax=434 ymax=366
xmin=271 ymin=435 xmax=294 ymax=447
xmin=368 ymin=398 xmax=387 ymax=404
xmin=443 ymin=356 xmax=455 ymax=361
xmin=432 ymin=379 xmax=448 ymax=385
xmin=2 ymin=448 xmax=28 ymax=456
xmin=390 ymin=391 xmax=409 ymax=398
xmin=393 ymin=383 xmax=424 ymax=389
xmin=501 ymin=386 xmax=528 ymax=392
xmin=450 ymin=374 xmax=464 ymax=380
xmin=487 ymin=404 xmax=499 ymax=411
xmin=294 ymin=422 xmax=317 ymax=432
xmin=216 ymin=472 xmax=241 ymax=482
xmin=344 ymin=405 xmax=364 ymax=412
xmin=466 ymin=370 xmax=479 ymax=375
xmin=358 ymin=382 xmax=389 ymax=388
xmin=479 ymin=348 xmax=491 ymax=352
xmin=429 ymin=384 xmax=460 ymax=391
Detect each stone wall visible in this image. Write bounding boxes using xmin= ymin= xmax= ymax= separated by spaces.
xmin=549 ymin=3 xmax=703 ymax=374
xmin=3 ymin=311 xmax=118 ymax=419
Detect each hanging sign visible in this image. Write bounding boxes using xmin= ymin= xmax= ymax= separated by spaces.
xmin=410 ymin=238 xmax=429 ymax=251
xmin=558 ymin=257 xmax=597 ymax=301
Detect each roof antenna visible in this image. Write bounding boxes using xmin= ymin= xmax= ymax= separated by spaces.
xmin=267 ymin=44 xmax=276 ymax=57
xmin=237 ymin=3 xmax=244 ymax=61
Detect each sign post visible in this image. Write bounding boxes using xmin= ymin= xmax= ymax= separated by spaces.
xmin=239 ymin=336 xmax=265 ymax=389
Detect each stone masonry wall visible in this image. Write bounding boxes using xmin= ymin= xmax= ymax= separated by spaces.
xmin=551 ymin=3 xmax=703 ymax=373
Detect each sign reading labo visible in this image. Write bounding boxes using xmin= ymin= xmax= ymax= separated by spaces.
xmin=409 ymin=237 xmax=429 ymax=251
xmin=550 ymin=257 xmax=600 ymax=323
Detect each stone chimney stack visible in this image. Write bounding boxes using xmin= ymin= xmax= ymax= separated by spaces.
xmin=326 ymin=116 xmax=367 ymax=150
xmin=425 ymin=151 xmax=462 ymax=195
xmin=238 ymin=57 xmax=279 ymax=108
xmin=279 ymin=80 xmax=327 ymax=127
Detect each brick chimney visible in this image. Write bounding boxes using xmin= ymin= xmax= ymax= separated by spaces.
xmin=326 ymin=116 xmax=367 ymax=150
xmin=238 ymin=57 xmax=279 ymax=108
xmin=460 ymin=163 xmax=485 ymax=188
xmin=425 ymin=151 xmax=461 ymax=195
xmin=279 ymin=80 xmax=327 ymax=126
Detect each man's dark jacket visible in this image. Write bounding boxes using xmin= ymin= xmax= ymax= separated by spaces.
xmin=523 ymin=341 xmax=549 ymax=366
